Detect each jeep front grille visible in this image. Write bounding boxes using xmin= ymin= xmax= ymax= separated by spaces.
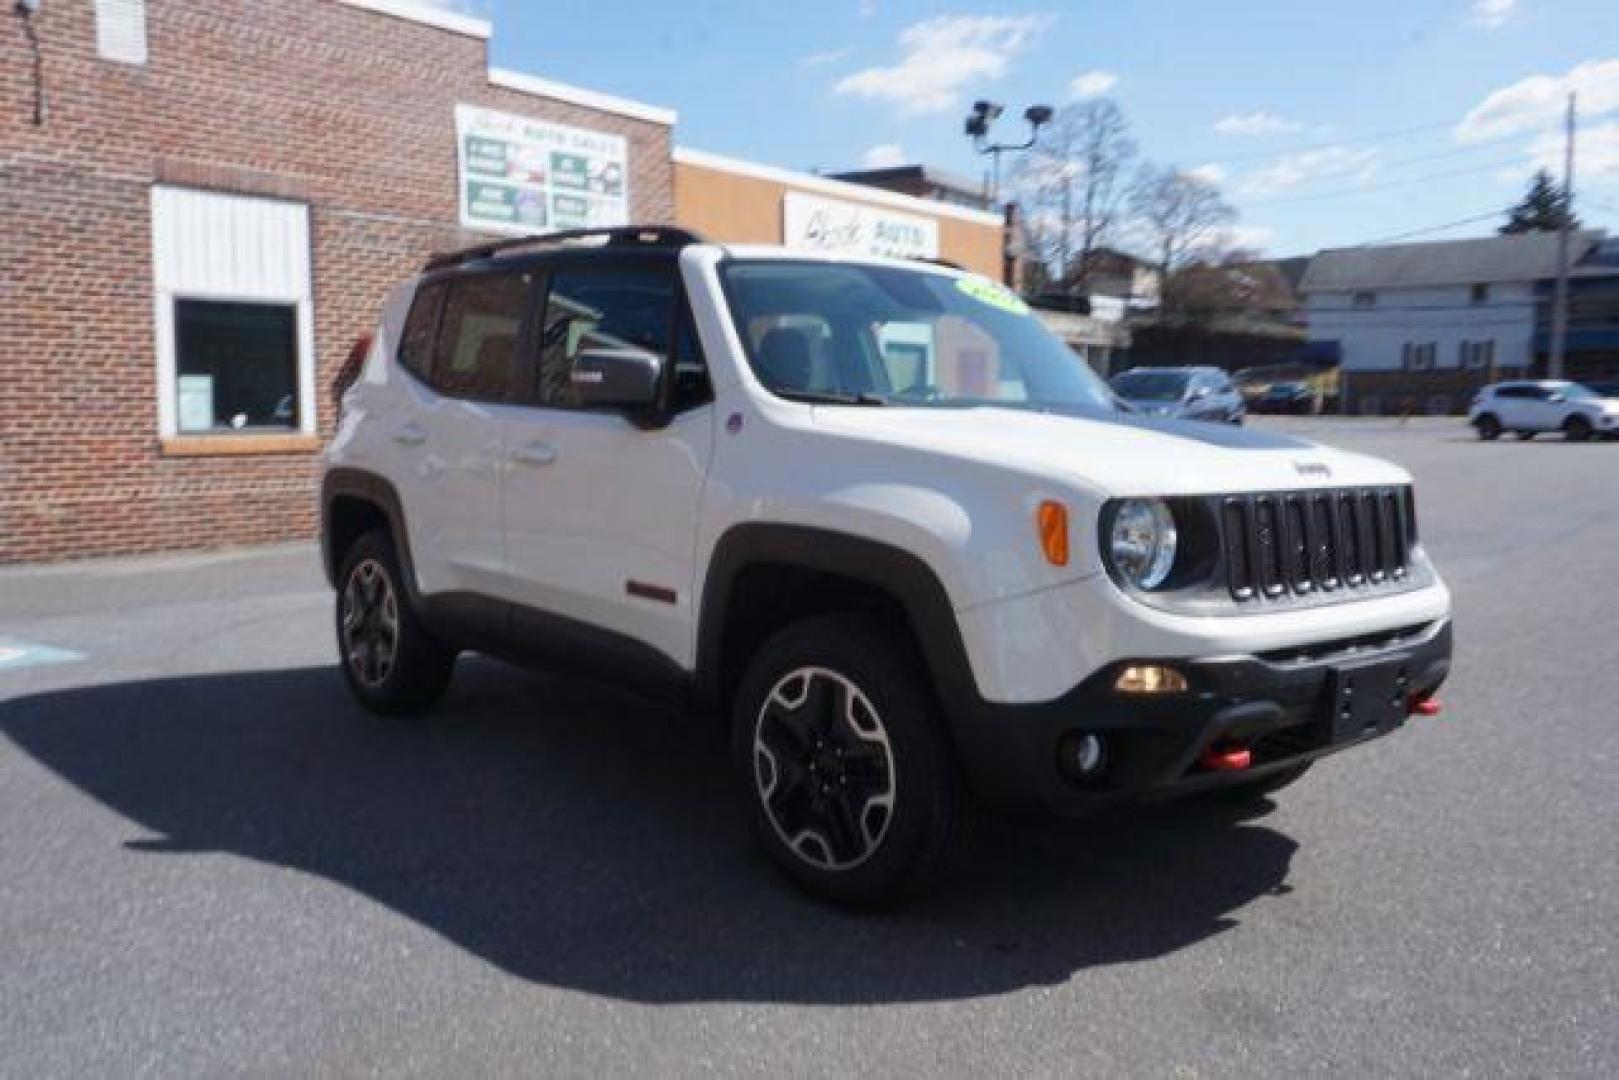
xmin=1222 ymin=487 xmax=1414 ymax=602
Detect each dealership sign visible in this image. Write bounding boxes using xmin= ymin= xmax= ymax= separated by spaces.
xmin=455 ymin=104 xmax=629 ymax=235
xmin=782 ymin=192 xmax=940 ymax=260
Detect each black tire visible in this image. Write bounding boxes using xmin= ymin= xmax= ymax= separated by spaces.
xmin=1206 ymin=761 xmax=1313 ymax=802
xmin=1515 ymin=430 xmax=1536 ymax=441
xmin=1475 ymin=413 xmax=1502 ymax=441
xmin=335 ymin=529 xmax=456 ymax=717
xmin=732 ymin=614 xmax=959 ymax=906
xmin=1564 ymin=415 xmax=1593 ymax=442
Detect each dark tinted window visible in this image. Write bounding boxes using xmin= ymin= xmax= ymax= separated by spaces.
xmin=174 ymin=300 xmax=297 ymax=431
xmin=537 ymin=265 xmax=675 ymax=408
xmin=398 ymin=281 xmax=445 ymax=382
xmin=433 ymin=272 xmax=529 ymax=399
xmin=1493 ymin=386 xmax=1529 ymax=399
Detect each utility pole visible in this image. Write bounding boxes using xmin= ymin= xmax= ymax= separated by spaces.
xmin=1548 ymin=93 xmax=1576 ymax=380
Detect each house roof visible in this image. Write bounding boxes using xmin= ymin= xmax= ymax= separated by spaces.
xmin=1300 ymin=230 xmax=1605 ymax=292
xmin=828 ymin=164 xmax=987 ymax=200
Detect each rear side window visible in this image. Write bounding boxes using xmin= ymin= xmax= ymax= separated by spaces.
xmin=536 ymin=265 xmax=677 ymax=408
xmin=432 ymin=272 xmax=530 ymax=400
xmin=397 ymin=281 xmax=444 ymax=382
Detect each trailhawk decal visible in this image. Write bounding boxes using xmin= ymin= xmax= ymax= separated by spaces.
xmin=954 ymin=276 xmax=1030 ymax=316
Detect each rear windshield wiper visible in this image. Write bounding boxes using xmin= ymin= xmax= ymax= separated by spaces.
xmin=771 ymin=388 xmax=888 ymax=406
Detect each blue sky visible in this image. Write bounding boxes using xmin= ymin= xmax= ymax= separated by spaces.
xmin=446 ymin=0 xmax=1618 ymax=257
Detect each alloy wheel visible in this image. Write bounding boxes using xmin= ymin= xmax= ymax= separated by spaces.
xmin=341 ymin=559 xmax=400 ymax=690
xmin=752 ymin=666 xmax=897 ymax=871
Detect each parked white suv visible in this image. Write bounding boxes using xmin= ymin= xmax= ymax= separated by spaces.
xmin=1469 ymin=380 xmax=1619 ymax=441
xmin=322 ymin=228 xmax=1453 ymax=904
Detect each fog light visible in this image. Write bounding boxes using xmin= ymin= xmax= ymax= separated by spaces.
xmin=1057 ymin=732 xmax=1109 ymax=783
xmin=1114 ymin=664 xmax=1188 ymax=694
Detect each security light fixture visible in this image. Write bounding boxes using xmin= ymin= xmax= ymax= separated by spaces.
xmin=962 ymin=100 xmax=1055 ymax=204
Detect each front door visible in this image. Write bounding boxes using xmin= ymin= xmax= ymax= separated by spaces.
xmin=501 ymin=259 xmax=713 ymax=669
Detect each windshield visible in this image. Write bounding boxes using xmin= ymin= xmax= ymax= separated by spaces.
xmin=1111 ymin=370 xmax=1190 ymax=402
xmin=719 ymin=261 xmax=1115 ymax=410
xmin=1564 ymin=383 xmax=1598 ymax=400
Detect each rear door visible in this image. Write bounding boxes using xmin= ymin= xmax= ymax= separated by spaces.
xmin=393 ymin=269 xmax=536 ymax=599
xmin=500 ymin=258 xmax=714 ymax=669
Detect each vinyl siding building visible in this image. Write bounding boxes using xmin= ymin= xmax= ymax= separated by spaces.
xmin=1301 ymin=231 xmax=1606 ymax=414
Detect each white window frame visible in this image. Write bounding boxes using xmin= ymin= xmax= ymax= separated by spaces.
xmin=150 ymin=187 xmax=316 ymax=439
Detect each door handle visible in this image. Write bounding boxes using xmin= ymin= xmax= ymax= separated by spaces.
xmin=512 ymin=440 xmax=558 ymax=467
xmin=391 ymin=422 xmax=427 ymax=447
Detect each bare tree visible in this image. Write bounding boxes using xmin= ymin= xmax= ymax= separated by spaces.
xmin=1015 ymin=100 xmax=1137 ymax=291
xmin=1130 ymin=166 xmax=1237 ymax=283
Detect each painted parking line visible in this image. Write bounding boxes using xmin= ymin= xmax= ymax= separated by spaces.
xmin=0 ymin=639 xmax=85 ymax=672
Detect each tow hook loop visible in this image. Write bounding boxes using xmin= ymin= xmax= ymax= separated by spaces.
xmin=1200 ymin=745 xmax=1252 ymax=772
xmin=1410 ymin=696 xmax=1443 ymax=717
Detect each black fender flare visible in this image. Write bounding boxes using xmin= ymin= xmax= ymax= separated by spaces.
xmin=693 ymin=523 xmax=984 ymax=731
xmin=320 ymin=468 xmax=424 ymax=604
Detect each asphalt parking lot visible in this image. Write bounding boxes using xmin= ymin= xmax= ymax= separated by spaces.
xmin=2 ymin=417 xmax=1616 ymax=1077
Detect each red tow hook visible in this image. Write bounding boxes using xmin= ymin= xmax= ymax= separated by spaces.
xmin=1409 ymin=694 xmax=1443 ymax=717
xmin=1199 ymin=745 xmax=1252 ymax=772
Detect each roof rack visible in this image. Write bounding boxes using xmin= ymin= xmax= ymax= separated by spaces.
xmin=423 ymin=226 xmax=708 ymax=272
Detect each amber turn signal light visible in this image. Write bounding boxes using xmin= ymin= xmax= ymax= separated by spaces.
xmin=1114 ymin=664 xmax=1189 ymax=694
xmin=1036 ymin=500 xmax=1069 ymax=566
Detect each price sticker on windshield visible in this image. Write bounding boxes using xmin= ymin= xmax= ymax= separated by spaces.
xmin=955 ymin=276 xmax=1029 ymax=316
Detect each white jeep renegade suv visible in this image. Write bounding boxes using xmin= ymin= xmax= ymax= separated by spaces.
xmin=322 ymin=227 xmax=1453 ymax=904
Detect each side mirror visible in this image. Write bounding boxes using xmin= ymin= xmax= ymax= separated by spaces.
xmin=1547 ymin=393 xmax=1565 ymax=403
xmin=571 ymin=348 xmax=662 ymax=414
xmin=1189 ymin=386 xmax=1211 ymax=400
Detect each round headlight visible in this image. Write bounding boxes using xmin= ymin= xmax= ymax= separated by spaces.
xmin=1108 ymin=498 xmax=1178 ymax=590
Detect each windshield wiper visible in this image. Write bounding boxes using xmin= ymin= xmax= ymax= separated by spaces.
xmin=772 ymin=388 xmax=888 ymax=406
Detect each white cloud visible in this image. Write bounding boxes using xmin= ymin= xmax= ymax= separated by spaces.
xmin=860 ymin=0 xmax=877 ymax=17
xmin=1223 ymin=224 xmax=1275 ymax=252
xmin=834 ymin=15 xmax=1048 ymax=115
xmin=1457 ymin=58 xmax=1619 ymax=141
xmin=1187 ymin=163 xmax=1227 ymax=185
xmin=1528 ymin=120 xmax=1619 ymax=180
xmin=1244 ymin=146 xmax=1379 ymax=195
xmin=861 ymin=143 xmax=909 ymax=168
xmin=1470 ymin=0 xmax=1518 ymax=28
xmin=1214 ymin=111 xmax=1306 ymax=137
xmin=800 ymin=46 xmax=855 ymax=68
xmin=1070 ymin=70 xmax=1119 ymax=99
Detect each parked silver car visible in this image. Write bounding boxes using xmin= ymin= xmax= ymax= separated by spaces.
xmin=1110 ymin=366 xmax=1246 ymax=424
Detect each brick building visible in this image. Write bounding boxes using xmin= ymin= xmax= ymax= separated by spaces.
xmin=1 ymin=0 xmax=676 ymax=563
xmin=1 ymin=1 xmax=1014 ymax=566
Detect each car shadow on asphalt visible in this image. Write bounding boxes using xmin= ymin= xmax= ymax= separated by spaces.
xmin=0 ymin=660 xmax=1297 ymax=1004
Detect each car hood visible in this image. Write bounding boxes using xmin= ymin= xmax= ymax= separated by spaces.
xmin=810 ymin=405 xmax=1409 ymax=496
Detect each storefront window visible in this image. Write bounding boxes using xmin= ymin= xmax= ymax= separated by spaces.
xmin=173 ymin=300 xmax=299 ymax=432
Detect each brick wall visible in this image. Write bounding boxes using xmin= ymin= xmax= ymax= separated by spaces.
xmin=1 ymin=0 xmax=673 ymax=563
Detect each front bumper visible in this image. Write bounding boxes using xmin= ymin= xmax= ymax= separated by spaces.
xmin=949 ymin=618 xmax=1452 ymax=818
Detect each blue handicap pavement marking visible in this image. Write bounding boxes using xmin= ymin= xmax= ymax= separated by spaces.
xmin=0 ymin=638 xmax=85 ymax=672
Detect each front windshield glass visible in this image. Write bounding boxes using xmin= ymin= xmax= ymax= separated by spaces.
xmin=1564 ymin=383 xmax=1598 ymax=400
xmin=719 ymin=261 xmax=1116 ymax=410
xmin=1112 ymin=370 xmax=1191 ymax=402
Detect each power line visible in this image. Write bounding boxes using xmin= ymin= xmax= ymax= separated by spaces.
xmin=1242 ymin=154 xmax=1527 ymax=207
xmin=1232 ymin=130 xmax=1532 ymax=189
xmin=1207 ymin=118 xmax=1463 ymax=166
xmin=1356 ymin=211 xmax=1505 ymax=246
